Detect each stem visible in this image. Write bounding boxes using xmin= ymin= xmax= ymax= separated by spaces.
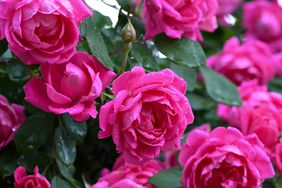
xmin=42 ymin=160 xmax=53 ymax=176
xmin=100 ymin=0 xmax=119 ymax=10
xmin=118 ymin=42 xmax=132 ymax=75
xmin=103 ymin=92 xmax=114 ymax=100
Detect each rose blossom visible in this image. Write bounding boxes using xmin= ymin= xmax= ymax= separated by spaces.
xmin=243 ymin=1 xmax=282 ymax=53
xmin=0 ymin=0 xmax=92 ymax=64
xmin=24 ymin=52 xmax=115 ymax=122
xmin=99 ymin=66 xmax=194 ymax=163
xmin=0 ymin=95 xmax=25 ymax=149
xmin=218 ymin=80 xmax=282 ymax=153
xmin=14 ymin=166 xmax=50 ymax=188
xmin=92 ymin=155 xmax=163 ymax=188
xmin=207 ymin=37 xmax=275 ymax=85
xmin=179 ymin=127 xmax=275 ymax=188
xmin=142 ymin=0 xmax=218 ymax=40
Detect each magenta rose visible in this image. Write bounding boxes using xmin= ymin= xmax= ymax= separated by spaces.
xmin=24 ymin=52 xmax=115 ymax=122
xmin=179 ymin=127 xmax=275 ymax=188
xmin=207 ymin=37 xmax=275 ymax=85
xmin=243 ymin=1 xmax=282 ymax=53
xmin=99 ymin=66 xmax=194 ymax=163
xmin=14 ymin=166 xmax=50 ymax=188
xmin=0 ymin=95 xmax=25 ymax=149
xmin=142 ymin=0 xmax=218 ymax=40
xmin=218 ymin=80 xmax=282 ymax=153
xmin=0 ymin=0 xmax=91 ymax=65
xmin=92 ymin=155 xmax=164 ymax=188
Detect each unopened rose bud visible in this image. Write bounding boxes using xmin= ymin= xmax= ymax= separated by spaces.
xmin=121 ymin=19 xmax=136 ymax=43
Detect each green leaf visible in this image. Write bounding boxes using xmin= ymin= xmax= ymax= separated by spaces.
xmin=131 ymin=42 xmax=159 ymax=71
xmin=187 ymin=93 xmax=215 ymax=110
xmin=51 ymin=177 xmax=72 ymax=188
xmin=200 ymin=67 xmax=242 ymax=106
xmin=154 ymin=34 xmax=206 ymax=68
xmin=89 ymin=11 xmax=112 ymax=30
xmin=62 ymin=114 xmax=87 ymax=144
xmin=80 ymin=12 xmax=113 ymax=70
xmin=149 ymin=167 xmax=183 ymax=188
xmin=15 ymin=113 xmax=55 ymax=152
xmin=116 ymin=0 xmax=133 ymax=12
xmin=269 ymin=77 xmax=282 ymax=94
xmin=6 ymin=60 xmax=30 ymax=81
xmin=171 ymin=63 xmax=197 ymax=91
xmin=56 ymin=159 xmax=75 ymax=180
xmin=0 ymin=39 xmax=8 ymax=56
xmin=55 ymin=126 xmax=76 ymax=165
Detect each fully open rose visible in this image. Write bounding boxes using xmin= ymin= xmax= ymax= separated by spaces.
xmin=0 ymin=0 xmax=92 ymax=64
xmin=207 ymin=37 xmax=275 ymax=85
xmin=179 ymin=127 xmax=274 ymax=188
xmin=0 ymin=95 xmax=25 ymax=149
xmin=99 ymin=66 xmax=194 ymax=163
xmin=24 ymin=52 xmax=115 ymax=122
xmin=142 ymin=0 xmax=218 ymax=40
xmin=14 ymin=166 xmax=50 ymax=188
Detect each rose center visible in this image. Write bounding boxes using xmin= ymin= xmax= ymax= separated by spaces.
xmin=60 ymin=63 xmax=89 ymax=99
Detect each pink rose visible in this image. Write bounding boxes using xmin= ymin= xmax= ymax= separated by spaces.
xmin=0 ymin=0 xmax=92 ymax=64
xmin=92 ymin=155 xmax=164 ymax=188
xmin=243 ymin=1 xmax=282 ymax=53
xmin=142 ymin=0 xmax=218 ymax=40
xmin=218 ymin=80 xmax=282 ymax=153
xmin=179 ymin=127 xmax=275 ymax=188
xmin=0 ymin=95 xmax=25 ymax=149
xmin=99 ymin=66 xmax=194 ymax=163
xmin=207 ymin=37 xmax=275 ymax=85
xmin=217 ymin=0 xmax=242 ymax=25
xmin=24 ymin=52 xmax=115 ymax=122
xmin=14 ymin=166 xmax=50 ymax=188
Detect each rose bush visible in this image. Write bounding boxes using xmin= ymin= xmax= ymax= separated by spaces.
xmin=0 ymin=0 xmax=282 ymax=187
xmin=0 ymin=0 xmax=91 ymax=64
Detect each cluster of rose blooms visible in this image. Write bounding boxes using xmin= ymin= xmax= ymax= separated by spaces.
xmin=0 ymin=0 xmax=282 ymax=187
